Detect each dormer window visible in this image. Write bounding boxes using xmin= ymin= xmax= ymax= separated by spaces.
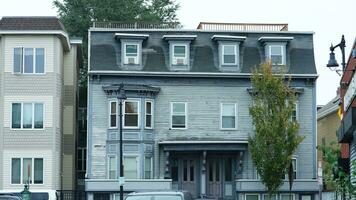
xmin=222 ymin=45 xmax=237 ymax=65
xmin=211 ymin=35 xmax=246 ymax=71
xmin=172 ymin=44 xmax=188 ymax=65
xmin=124 ymin=43 xmax=139 ymax=65
xmin=114 ymin=33 xmax=149 ymax=69
xmin=268 ymin=45 xmax=284 ymax=65
xmin=258 ymin=36 xmax=293 ymax=66
xmin=162 ymin=35 xmax=197 ymax=71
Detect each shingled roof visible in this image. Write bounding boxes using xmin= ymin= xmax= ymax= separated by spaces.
xmin=0 ymin=16 xmax=66 ymax=31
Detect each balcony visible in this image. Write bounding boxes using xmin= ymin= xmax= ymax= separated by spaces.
xmin=338 ymin=107 xmax=356 ymax=143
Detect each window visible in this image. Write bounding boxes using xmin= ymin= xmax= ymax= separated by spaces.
xmin=144 ymin=157 xmax=152 ymax=179
xmin=77 ymin=147 xmax=87 ymax=172
xmin=124 ymin=100 xmax=139 ymax=128
xmin=124 ymin=156 xmax=139 ymax=179
xmin=222 ymin=45 xmax=237 ymax=65
xmin=145 ymin=100 xmax=153 ymax=129
xmin=13 ymin=48 xmax=45 ymax=74
xmin=268 ymin=45 xmax=284 ymax=65
xmin=171 ymin=102 xmax=187 ymax=129
xmin=280 ymin=194 xmax=295 ymax=200
xmin=172 ymin=45 xmax=188 ymax=65
xmin=109 ymin=101 xmax=117 ymax=128
xmin=11 ymin=158 xmax=43 ymax=184
xmin=124 ymin=43 xmax=139 ymax=65
xmin=221 ymin=103 xmax=237 ymax=129
xmin=108 ymin=155 xmax=117 ymax=179
xmin=245 ymin=194 xmax=260 ymax=200
xmin=285 ymin=158 xmax=297 ymax=179
xmin=263 ymin=194 xmax=277 ymax=200
xmin=12 ymin=102 xmax=44 ymax=129
xmin=291 ymin=102 xmax=298 ymax=122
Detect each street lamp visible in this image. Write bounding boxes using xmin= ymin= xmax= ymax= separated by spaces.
xmin=326 ymin=35 xmax=346 ymax=75
xmin=117 ymin=83 xmax=127 ymax=200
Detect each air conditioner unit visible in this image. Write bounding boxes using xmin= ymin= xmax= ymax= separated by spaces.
xmin=173 ymin=58 xmax=187 ymax=65
xmin=125 ymin=57 xmax=138 ymax=65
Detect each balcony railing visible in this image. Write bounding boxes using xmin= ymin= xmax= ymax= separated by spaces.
xmin=197 ymin=22 xmax=288 ymax=31
xmin=92 ymin=21 xmax=182 ymax=29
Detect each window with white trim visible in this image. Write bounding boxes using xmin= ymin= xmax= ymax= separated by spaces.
xmin=123 ymin=43 xmax=139 ymax=65
xmin=12 ymin=102 xmax=44 ymax=129
xmin=109 ymin=101 xmax=117 ymax=128
xmin=221 ymin=103 xmax=237 ymax=129
xmin=171 ymin=102 xmax=187 ymax=129
xmin=285 ymin=158 xmax=297 ymax=180
xmin=263 ymin=194 xmax=277 ymax=200
xmin=172 ymin=44 xmax=188 ymax=65
xmin=268 ymin=45 xmax=284 ymax=65
xmin=144 ymin=157 xmax=152 ymax=179
xmin=77 ymin=147 xmax=86 ymax=172
xmin=124 ymin=156 xmax=139 ymax=179
xmin=145 ymin=100 xmax=153 ymax=129
xmin=11 ymin=158 xmax=43 ymax=184
xmin=13 ymin=47 xmax=45 ymax=74
xmin=124 ymin=100 xmax=140 ymax=128
xmin=280 ymin=194 xmax=295 ymax=200
xmin=291 ymin=102 xmax=298 ymax=122
xmin=222 ymin=45 xmax=237 ymax=65
xmin=245 ymin=194 xmax=260 ymax=200
xmin=108 ymin=155 xmax=117 ymax=179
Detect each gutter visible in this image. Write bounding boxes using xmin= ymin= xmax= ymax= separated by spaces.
xmin=88 ymin=70 xmax=319 ymax=79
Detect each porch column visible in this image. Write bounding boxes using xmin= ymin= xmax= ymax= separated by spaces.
xmin=201 ymin=151 xmax=207 ymax=196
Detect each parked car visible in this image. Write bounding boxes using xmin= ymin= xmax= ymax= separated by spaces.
xmin=0 ymin=193 xmax=22 ymax=200
xmin=125 ymin=191 xmax=193 ymax=200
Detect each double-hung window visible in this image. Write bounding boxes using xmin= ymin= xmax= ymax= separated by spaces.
xmin=124 ymin=100 xmax=139 ymax=128
xmin=268 ymin=45 xmax=284 ymax=65
xmin=285 ymin=158 xmax=297 ymax=180
xmin=222 ymin=45 xmax=237 ymax=65
xmin=144 ymin=157 xmax=152 ymax=179
xmin=280 ymin=194 xmax=295 ymax=200
xmin=172 ymin=45 xmax=188 ymax=65
xmin=171 ymin=102 xmax=187 ymax=129
xmin=124 ymin=43 xmax=139 ymax=65
xmin=221 ymin=103 xmax=237 ymax=129
xmin=12 ymin=102 xmax=44 ymax=129
xmin=124 ymin=156 xmax=139 ymax=179
xmin=108 ymin=155 xmax=117 ymax=179
xmin=145 ymin=100 xmax=153 ymax=129
xmin=109 ymin=101 xmax=117 ymax=128
xmin=291 ymin=102 xmax=298 ymax=122
xmin=13 ymin=47 xmax=44 ymax=74
xmin=11 ymin=158 xmax=43 ymax=184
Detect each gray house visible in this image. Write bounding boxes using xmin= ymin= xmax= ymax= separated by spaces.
xmin=86 ymin=22 xmax=318 ymax=200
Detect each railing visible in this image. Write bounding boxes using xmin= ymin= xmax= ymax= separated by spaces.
xmin=56 ymin=190 xmax=86 ymax=200
xmin=92 ymin=21 xmax=182 ymax=29
xmin=197 ymin=22 xmax=288 ymax=31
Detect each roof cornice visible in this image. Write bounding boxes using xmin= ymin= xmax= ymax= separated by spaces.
xmin=0 ymin=30 xmax=70 ymax=51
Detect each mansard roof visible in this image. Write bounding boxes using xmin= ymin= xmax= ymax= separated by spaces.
xmin=89 ymin=28 xmax=317 ymax=76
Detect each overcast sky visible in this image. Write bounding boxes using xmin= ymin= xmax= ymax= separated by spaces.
xmin=0 ymin=0 xmax=355 ymax=105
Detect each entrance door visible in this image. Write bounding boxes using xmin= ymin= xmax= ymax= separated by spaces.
xmin=181 ymin=159 xmax=196 ymax=195
xmin=208 ymin=158 xmax=221 ymax=198
xmin=207 ymin=156 xmax=235 ymax=199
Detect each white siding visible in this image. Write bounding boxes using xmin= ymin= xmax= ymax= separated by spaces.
xmin=2 ymin=149 xmax=53 ymax=190
xmin=3 ymin=95 xmax=53 ymax=128
xmin=3 ymin=35 xmax=55 ymax=73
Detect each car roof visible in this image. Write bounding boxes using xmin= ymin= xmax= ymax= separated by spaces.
xmin=127 ymin=191 xmax=187 ymax=196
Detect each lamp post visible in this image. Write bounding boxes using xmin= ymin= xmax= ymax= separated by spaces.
xmin=326 ymin=35 xmax=346 ymax=74
xmin=117 ymin=83 xmax=127 ymax=200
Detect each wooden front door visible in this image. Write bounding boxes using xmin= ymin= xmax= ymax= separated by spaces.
xmin=171 ymin=157 xmax=198 ymax=198
xmin=208 ymin=158 xmax=221 ymax=198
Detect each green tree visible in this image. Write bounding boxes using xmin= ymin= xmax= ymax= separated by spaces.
xmin=53 ymin=0 xmax=180 ymax=85
xmin=318 ymin=142 xmax=356 ymax=199
xmin=249 ymin=62 xmax=304 ymax=194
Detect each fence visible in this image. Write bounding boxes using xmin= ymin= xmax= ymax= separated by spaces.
xmin=56 ymin=190 xmax=86 ymax=200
